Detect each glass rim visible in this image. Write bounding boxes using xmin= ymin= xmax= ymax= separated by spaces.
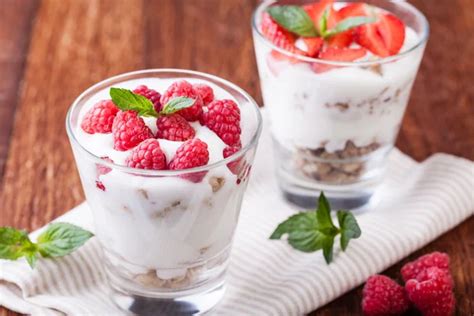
xmin=66 ymin=68 xmax=263 ymax=176
xmin=251 ymin=0 xmax=430 ymax=66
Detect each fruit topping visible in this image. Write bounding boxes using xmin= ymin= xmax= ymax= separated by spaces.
xmin=201 ymin=99 xmax=241 ymax=147
xmin=156 ymin=114 xmax=195 ymax=142
xmin=160 ymin=80 xmax=204 ymax=121
xmin=81 ymin=100 xmax=119 ymax=134
xmin=133 ymin=85 xmax=162 ymax=113
xmin=169 ymin=138 xmax=210 ymax=182
xmin=112 ymin=110 xmax=154 ymax=151
xmin=312 ymin=47 xmax=367 ymax=72
xmin=193 ymin=83 xmax=215 ymax=105
xmin=126 ymin=139 xmax=167 ymax=170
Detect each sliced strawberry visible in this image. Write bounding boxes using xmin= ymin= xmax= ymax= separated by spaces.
xmin=261 ymin=12 xmax=297 ymax=53
xmin=304 ymin=0 xmax=338 ymax=32
xmin=312 ymin=47 xmax=367 ymax=73
xmin=338 ymin=3 xmax=369 ymax=19
xmin=356 ymin=23 xmax=390 ymax=57
xmin=377 ymin=13 xmax=405 ymax=55
xmin=303 ymin=37 xmax=324 ymax=57
xmin=327 ymin=30 xmax=353 ymax=48
xmin=356 ymin=13 xmax=405 ymax=57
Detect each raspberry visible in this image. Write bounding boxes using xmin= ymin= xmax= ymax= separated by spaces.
xmin=193 ymin=83 xmax=214 ymax=105
xmin=200 ymin=99 xmax=241 ymax=146
xmin=81 ymin=100 xmax=118 ymax=134
xmin=125 ymin=139 xmax=167 ymax=170
xmin=401 ymin=252 xmax=450 ymax=282
xmin=112 ymin=110 xmax=153 ymax=151
xmin=160 ymin=80 xmax=204 ymax=121
xmin=133 ymin=85 xmax=162 ymax=113
xmin=95 ymin=157 xmax=113 ymax=191
xmin=405 ymin=267 xmax=455 ymax=316
xmin=156 ymin=114 xmax=195 ymax=141
xmin=362 ymin=275 xmax=410 ymax=316
xmin=169 ymin=138 xmax=209 ymax=182
xmin=223 ymin=144 xmax=242 ymax=175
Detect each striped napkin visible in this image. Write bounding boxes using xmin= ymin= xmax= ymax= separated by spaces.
xmin=1 ymin=122 xmax=473 ymax=316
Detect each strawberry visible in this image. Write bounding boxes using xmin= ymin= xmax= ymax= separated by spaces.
xmin=377 ymin=13 xmax=405 ymax=55
xmin=356 ymin=13 xmax=405 ymax=57
xmin=304 ymin=0 xmax=337 ymax=32
xmin=312 ymin=47 xmax=367 ymax=73
xmin=338 ymin=2 xmax=369 ymax=19
xmin=261 ymin=12 xmax=297 ymax=53
xmin=327 ymin=31 xmax=353 ymax=48
xmin=303 ymin=37 xmax=324 ymax=57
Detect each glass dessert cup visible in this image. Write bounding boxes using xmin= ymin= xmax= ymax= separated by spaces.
xmin=66 ymin=69 xmax=262 ymax=315
xmin=252 ymin=0 xmax=429 ymax=209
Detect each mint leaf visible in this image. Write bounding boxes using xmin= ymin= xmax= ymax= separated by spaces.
xmin=270 ymin=192 xmax=361 ymax=264
xmin=37 ymin=223 xmax=93 ymax=258
xmin=322 ymin=235 xmax=335 ymax=264
xmin=0 ymin=227 xmax=36 ymax=260
xmin=337 ymin=211 xmax=361 ymax=251
xmin=109 ymin=88 xmax=158 ymax=117
xmin=318 ymin=8 xmax=329 ymax=35
xmin=160 ymin=97 xmax=196 ymax=115
xmin=324 ymin=16 xmax=376 ymax=38
xmin=267 ymin=5 xmax=318 ymax=37
xmin=25 ymin=253 xmax=38 ymax=268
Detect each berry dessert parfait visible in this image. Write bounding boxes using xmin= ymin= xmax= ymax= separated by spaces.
xmin=66 ymin=69 xmax=262 ymax=314
xmin=252 ymin=0 xmax=429 ymax=209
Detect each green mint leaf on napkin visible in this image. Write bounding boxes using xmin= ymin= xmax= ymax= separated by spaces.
xmin=109 ymin=88 xmax=158 ymax=117
xmin=160 ymin=97 xmax=196 ymax=115
xmin=0 ymin=228 xmax=37 ymax=264
xmin=337 ymin=210 xmax=362 ymax=251
xmin=37 ymin=223 xmax=93 ymax=258
xmin=0 ymin=223 xmax=93 ymax=268
xmin=270 ymin=192 xmax=361 ymax=264
xmin=323 ymin=16 xmax=376 ymax=38
xmin=267 ymin=5 xmax=318 ymax=37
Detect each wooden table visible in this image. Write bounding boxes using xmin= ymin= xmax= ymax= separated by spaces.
xmin=1 ymin=0 xmax=472 ymax=315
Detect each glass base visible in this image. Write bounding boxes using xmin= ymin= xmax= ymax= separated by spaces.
xmin=110 ymin=277 xmax=225 ymax=316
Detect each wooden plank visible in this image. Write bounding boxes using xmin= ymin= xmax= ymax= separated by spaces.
xmin=0 ymin=0 xmax=38 ymax=180
xmin=0 ymin=0 xmax=145 ymax=229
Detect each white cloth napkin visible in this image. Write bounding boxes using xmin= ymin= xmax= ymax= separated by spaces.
xmin=1 ymin=122 xmax=473 ymax=316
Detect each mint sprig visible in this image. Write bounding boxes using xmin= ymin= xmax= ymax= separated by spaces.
xmin=0 ymin=223 xmax=93 ymax=268
xmin=270 ymin=192 xmax=361 ymax=264
xmin=109 ymin=88 xmax=195 ymax=117
xmin=267 ymin=5 xmax=318 ymax=37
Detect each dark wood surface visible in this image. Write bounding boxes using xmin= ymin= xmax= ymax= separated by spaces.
xmin=0 ymin=0 xmax=472 ymax=315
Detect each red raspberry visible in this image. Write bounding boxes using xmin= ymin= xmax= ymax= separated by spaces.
xmin=112 ymin=110 xmax=153 ymax=151
xmin=405 ymin=267 xmax=455 ymax=316
xmin=200 ymin=99 xmax=241 ymax=146
xmin=169 ymin=138 xmax=209 ymax=182
xmin=156 ymin=114 xmax=195 ymax=141
xmin=193 ymin=83 xmax=214 ymax=105
xmin=223 ymin=144 xmax=242 ymax=175
xmin=81 ymin=100 xmax=118 ymax=134
xmin=401 ymin=252 xmax=450 ymax=283
xmin=96 ymin=157 xmax=113 ymax=191
xmin=133 ymin=85 xmax=162 ymax=113
xmin=125 ymin=139 xmax=167 ymax=170
xmin=160 ymin=80 xmax=204 ymax=121
xmin=362 ymin=275 xmax=410 ymax=316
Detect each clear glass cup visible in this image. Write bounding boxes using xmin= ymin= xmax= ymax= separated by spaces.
xmin=66 ymin=69 xmax=262 ymax=314
xmin=252 ymin=0 xmax=429 ymax=209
